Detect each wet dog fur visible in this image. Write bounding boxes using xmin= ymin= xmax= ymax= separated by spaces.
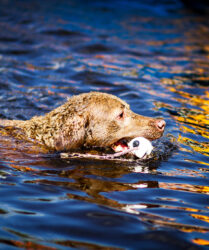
xmin=0 ymin=92 xmax=165 ymax=152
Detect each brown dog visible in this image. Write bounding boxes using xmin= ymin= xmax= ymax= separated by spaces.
xmin=0 ymin=92 xmax=165 ymax=152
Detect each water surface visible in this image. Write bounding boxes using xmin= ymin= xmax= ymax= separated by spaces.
xmin=0 ymin=0 xmax=209 ymax=249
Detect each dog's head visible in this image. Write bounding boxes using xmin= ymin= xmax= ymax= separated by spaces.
xmin=54 ymin=92 xmax=165 ymax=151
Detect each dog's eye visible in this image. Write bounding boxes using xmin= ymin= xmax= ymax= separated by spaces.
xmin=117 ymin=111 xmax=124 ymax=120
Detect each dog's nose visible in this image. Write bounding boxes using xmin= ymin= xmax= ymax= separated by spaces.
xmin=155 ymin=119 xmax=166 ymax=131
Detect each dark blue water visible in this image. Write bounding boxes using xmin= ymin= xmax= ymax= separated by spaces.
xmin=0 ymin=0 xmax=209 ymax=249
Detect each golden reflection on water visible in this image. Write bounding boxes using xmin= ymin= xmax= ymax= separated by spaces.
xmin=173 ymin=89 xmax=209 ymax=126
xmin=158 ymin=77 xmax=209 ymax=157
xmin=191 ymin=214 xmax=209 ymax=224
xmin=159 ymin=182 xmax=209 ymax=194
xmin=157 ymin=181 xmax=209 ymax=237
xmin=160 ymin=167 xmax=206 ymax=178
xmin=192 ymin=238 xmax=209 ymax=246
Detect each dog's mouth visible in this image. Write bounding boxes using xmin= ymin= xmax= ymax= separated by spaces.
xmin=111 ymin=138 xmax=130 ymax=153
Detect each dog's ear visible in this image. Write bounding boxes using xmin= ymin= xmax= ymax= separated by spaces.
xmin=53 ymin=115 xmax=87 ymax=151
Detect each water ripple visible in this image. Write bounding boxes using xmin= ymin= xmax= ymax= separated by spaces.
xmin=0 ymin=0 xmax=209 ymax=249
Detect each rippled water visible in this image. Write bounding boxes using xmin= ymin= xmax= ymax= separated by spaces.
xmin=0 ymin=0 xmax=209 ymax=249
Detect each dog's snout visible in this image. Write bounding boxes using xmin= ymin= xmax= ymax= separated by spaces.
xmin=155 ymin=119 xmax=166 ymax=131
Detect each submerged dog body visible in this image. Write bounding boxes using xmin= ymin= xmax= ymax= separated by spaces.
xmin=0 ymin=92 xmax=165 ymax=151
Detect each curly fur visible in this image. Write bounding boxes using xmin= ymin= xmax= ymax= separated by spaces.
xmin=0 ymin=92 xmax=165 ymax=152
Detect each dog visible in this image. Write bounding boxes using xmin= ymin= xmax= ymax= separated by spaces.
xmin=0 ymin=92 xmax=165 ymax=152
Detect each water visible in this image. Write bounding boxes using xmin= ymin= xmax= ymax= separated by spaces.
xmin=0 ymin=0 xmax=209 ymax=249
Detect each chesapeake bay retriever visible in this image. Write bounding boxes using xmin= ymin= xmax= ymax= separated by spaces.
xmin=0 ymin=92 xmax=165 ymax=152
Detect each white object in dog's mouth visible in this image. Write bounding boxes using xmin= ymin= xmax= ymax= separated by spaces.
xmin=112 ymin=137 xmax=153 ymax=159
xmin=128 ymin=137 xmax=153 ymax=159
